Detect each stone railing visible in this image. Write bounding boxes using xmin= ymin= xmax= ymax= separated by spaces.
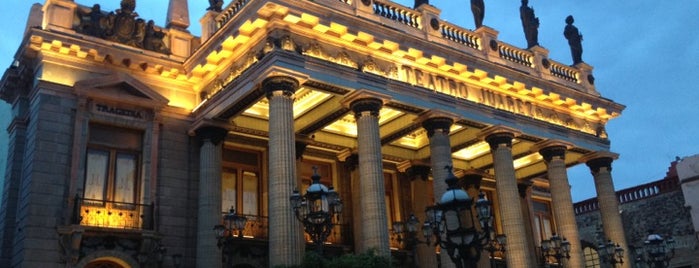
xmin=216 ymin=0 xmax=252 ymax=29
xmin=548 ymin=60 xmax=580 ymax=83
xmin=574 ymin=177 xmax=681 ymax=215
xmin=372 ymin=0 xmax=422 ymax=29
xmin=205 ymin=0 xmax=593 ymax=93
xmin=493 ymin=41 xmax=534 ymax=68
xmin=440 ymin=21 xmax=480 ymax=50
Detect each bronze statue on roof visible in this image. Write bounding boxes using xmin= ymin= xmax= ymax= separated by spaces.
xmin=520 ymin=0 xmax=539 ymax=48
xmin=564 ymin=15 xmax=583 ymax=64
xmin=208 ymin=0 xmax=224 ymax=12
xmin=414 ymin=0 xmax=429 ymax=9
xmin=471 ymin=0 xmax=485 ymax=29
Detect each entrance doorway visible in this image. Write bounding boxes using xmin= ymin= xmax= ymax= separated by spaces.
xmin=85 ymin=260 xmax=126 ymax=268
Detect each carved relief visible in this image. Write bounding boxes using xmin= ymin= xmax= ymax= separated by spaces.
xmin=361 ymin=58 xmax=383 ymax=76
xmin=335 ymin=51 xmax=358 ymax=69
xmin=76 ymin=0 xmax=170 ymax=54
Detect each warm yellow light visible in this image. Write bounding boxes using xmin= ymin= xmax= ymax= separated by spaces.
xmin=323 ymin=107 xmax=403 ymax=137
xmin=513 ymin=153 xmax=543 ymax=169
xmin=242 ymin=88 xmax=333 ymax=119
xmin=168 ymin=94 xmax=195 ymax=110
xmin=293 ymin=90 xmax=332 ymax=118
xmin=80 ymin=205 xmax=142 ymax=229
xmin=452 ymin=141 xmax=490 ymax=160
xmin=395 ymin=125 xmax=462 ymax=149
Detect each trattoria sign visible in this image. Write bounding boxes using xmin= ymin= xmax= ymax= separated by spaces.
xmin=94 ymin=104 xmax=144 ymax=119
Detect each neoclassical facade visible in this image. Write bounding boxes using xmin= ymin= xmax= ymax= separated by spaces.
xmin=0 ymin=0 xmax=627 ymax=267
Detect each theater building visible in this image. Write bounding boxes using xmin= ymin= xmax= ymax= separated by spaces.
xmin=0 ymin=0 xmax=627 ymax=267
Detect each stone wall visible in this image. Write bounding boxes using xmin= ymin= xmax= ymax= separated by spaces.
xmin=575 ymin=182 xmax=699 ymax=267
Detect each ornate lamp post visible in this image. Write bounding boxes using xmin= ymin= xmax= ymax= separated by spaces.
xmin=642 ymin=232 xmax=675 ymax=268
xmin=421 ymin=166 xmax=494 ymax=268
xmin=289 ymin=167 xmax=343 ymax=254
xmin=392 ymin=214 xmax=427 ymax=250
xmin=485 ymin=234 xmax=506 ymax=268
xmin=597 ymin=239 xmax=624 ymax=267
xmin=541 ymin=233 xmax=571 ymax=267
xmin=213 ymin=207 xmax=248 ymax=267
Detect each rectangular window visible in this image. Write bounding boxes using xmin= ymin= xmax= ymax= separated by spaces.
xmin=83 ymin=124 xmax=142 ymax=204
xmin=533 ymin=200 xmax=554 ymax=244
xmin=81 ymin=124 xmax=143 ymax=228
xmin=222 ymin=148 xmax=261 ymax=216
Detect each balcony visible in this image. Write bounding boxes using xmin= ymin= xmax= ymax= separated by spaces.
xmin=220 ymin=212 xmax=350 ymax=246
xmin=72 ymin=196 xmax=154 ymax=230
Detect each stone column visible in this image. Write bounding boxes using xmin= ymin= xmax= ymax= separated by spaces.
xmin=343 ymin=90 xmax=391 ymax=256
xmin=195 ymin=126 xmax=228 ymax=268
xmin=534 ymin=140 xmax=584 ymax=268
xmin=517 ymin=182 xmax=539 ymax=268
xmin=580 ymin=152 xmax=631 ymax=268
xmin=403 ymin=163 xmax=437 ymax=268
xmin=480 ymin=126 xmax=534 ymax=268
xmin=264 ymin=76 xmax=303 ymax=267
xmin=418 ymin=111 xmax=458 ymax=268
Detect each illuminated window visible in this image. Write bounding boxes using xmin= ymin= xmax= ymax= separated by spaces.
xmin=222 ymin=149 xmax=261 ymax=216
xmin=532 ymin=200 xmax=554 ymax=245
xmin=385 ymin=172 xmax=405 ymax=249
xmin=385 ymin=172 xmax=401 ymax=227
xmin=583 ymin=246 xmax=600 ymax=268
xmin=84 ymin=124 xmax=142 ymax=204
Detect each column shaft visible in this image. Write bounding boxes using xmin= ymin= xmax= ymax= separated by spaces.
xmin=409 ymin=167 xmax=438 ymax=268
xmin=487 ymin=133 xmax=534 ymax=268
xmin=541 ymin=145 xmax=584 ymax=268
xmin=356 ymin=108 xmax=390 ymax=256
xmin=423 ymin=117 xmax=456 ymax=268
xmin=196 ymin=127 xmax=227 ymax=268
xmin=588 ymin=157 xmax=631 ymax=268
xmin=265 ymin=76 xmax=303 ymax=266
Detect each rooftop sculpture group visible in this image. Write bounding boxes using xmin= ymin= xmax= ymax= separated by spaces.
xmin=76 ymin=0 xmax=170 ymax=54
xmin=411 ymin=0 xmax=583 ymax=65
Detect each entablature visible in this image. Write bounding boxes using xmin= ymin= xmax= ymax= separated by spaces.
xmin=188 ymin=0 xmax=624 ymax=136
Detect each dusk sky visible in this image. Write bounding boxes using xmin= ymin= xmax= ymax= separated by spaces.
xmin=0 ymin=0 xmax=697 ymax=202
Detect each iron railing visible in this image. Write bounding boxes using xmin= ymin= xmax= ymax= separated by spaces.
xmin=72 ymin=195 xmax=154 ymax=230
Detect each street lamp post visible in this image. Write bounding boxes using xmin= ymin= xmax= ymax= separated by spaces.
xmin=485 ymin=234 xmax=506 ymax=268
xmin=213 ymin=207 xmax=248 ymax=267
xmin=541 ymin=233 xmax=571 ymax=267
xmin=641 ymin=232 xmax=675 ymax=268
xmin=392 ymin=214 xmax=427 ymax=250
xmin=289 ymin=167 xmax=343 ymax=255
xmin=597 ymin=239 xmax=624 ymax=267
xmin=420 ymin=166 xmax=494 ymax=268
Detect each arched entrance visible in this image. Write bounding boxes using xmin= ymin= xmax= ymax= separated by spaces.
xmin=232 ymin=264 xmax=257 ymax=268
xmin=85 ymin=260 xmax=126 ymax=268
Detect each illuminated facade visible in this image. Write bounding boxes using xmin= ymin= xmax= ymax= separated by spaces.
xmin=0 ymin=0 xmax=626 ymax=267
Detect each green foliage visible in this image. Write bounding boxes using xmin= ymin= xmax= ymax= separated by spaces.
xmin=275 ymin=249 xmax=392 ymax=268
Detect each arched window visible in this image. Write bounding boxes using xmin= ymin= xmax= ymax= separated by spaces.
xmin=583 ymin=245 xmax=601 ymax=268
